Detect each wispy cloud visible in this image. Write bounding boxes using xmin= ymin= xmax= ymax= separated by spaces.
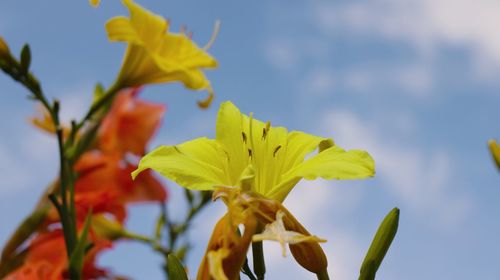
xmin=321 ymin=109 xmax=472 ymax=229
xmin=312 ymin=0 xmax=500 ymax=68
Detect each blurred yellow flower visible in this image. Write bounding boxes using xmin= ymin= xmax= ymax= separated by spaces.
xmin=106 ymin=0 xmax=218 ymax=107
xmin=89 ymin=0 xmax=100 ymax=7
xmin=489 ymin=139 xmax=500 ymax=171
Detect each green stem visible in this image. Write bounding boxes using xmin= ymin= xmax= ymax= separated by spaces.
xmin=242 ymin=258 xmax=257 ymax=280
xmin=252 ymin=223 xmax=266 ymax=280
xmin=316 ymin=269 xmax=330 ymax=280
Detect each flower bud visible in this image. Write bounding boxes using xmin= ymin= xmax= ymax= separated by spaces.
xmin=359 ymin=207 xmax=399 ymax=279
xmin=91 ymin=215 xmax=126 ymax=240
xmin=0 ymin=36 xmax=9 ymax=58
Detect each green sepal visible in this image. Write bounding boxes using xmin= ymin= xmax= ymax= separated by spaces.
xmin=166 ymin=254 xmax=188 ymax=280
xmin=359 ymin=207 xmax=399 ymax=280
xmin=91 ymin=83 xmax=105 ymax=107
xmin=68 ymin=211 xmax=93 ymax=279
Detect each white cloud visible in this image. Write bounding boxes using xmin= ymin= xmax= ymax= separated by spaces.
xmin=56 ymin=84 xmax=94 ymax=122
xmin=264 ymin=40 xmax=299 ymax=71
xmin=299 ymin=68 xmax=336 ymax=97
xmin=0 ymin=128 xmax=57 ymax=195
xmin=322 ymin=109 xmax=472 ymax=229
xmin=343 ymin=62 xmax=433 ymax=97
xmin=313 ymin=0 xmax=500 ymax=68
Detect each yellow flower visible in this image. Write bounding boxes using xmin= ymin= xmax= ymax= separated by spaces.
xmin=106 ymin=0 xmax=218 ymax=107
xmin=133 ymin=101 xmax=374 ymax=201
xmin=133 ymin=101 xmax=375 ymax=278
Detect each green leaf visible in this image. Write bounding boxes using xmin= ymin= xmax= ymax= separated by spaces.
xmin=68 ymin=211 xmax=93 ymax=280
xmin=0 ymin=248 xmax=29 ymax=279
xmin=167 ymin=254 xmax=188 ymax=280
xmin=359 ymin=207 xmax=399 ymax=280
xmin=1 ymin=204 xmax=50 ymax=262
xmin=20 ymin=44 xmax=31 ymax=73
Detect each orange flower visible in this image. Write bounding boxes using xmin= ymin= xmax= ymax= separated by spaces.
xmin=66 ymin=151 xmax=166 ymax=222
xmin=30 ymin=105 xmax=71 ymax=138
xmin=4 ymin=230 xmax=111 ymax=280
xmin=99 ymin=88 xmax=165 ymax=156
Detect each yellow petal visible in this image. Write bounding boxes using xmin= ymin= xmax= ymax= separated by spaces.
xmin=106 ymin=16 xmax=139 ymax=43
xmin=215 ymin=101 xmax=248 ymax=184
xmin=270 ymin=145 xmax=375 ymax=200
xmin=122 ymin=0 xmax=168 ymax=46
xmin=132 ymin=138 xmax=228 ymax=190
xmin=296 ymin=146 xmax=375 ymax=179
xmin=207 ymin=248 xmax=230 ymax=280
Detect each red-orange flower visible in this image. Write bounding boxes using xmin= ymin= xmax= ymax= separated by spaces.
xmin=99 ymin=88 xmax=166 ymax=156
xmin=58 ymin=151 xmax=167 ymax=222
xmin=4 ymin=230 xmax=111 ymax=280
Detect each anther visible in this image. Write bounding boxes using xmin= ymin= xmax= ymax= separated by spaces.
xmin=273 ymin=145 xmax=282 ymax=157
xmin=262 ymin=121 xmax=271 ymax=140
xmin=242 ymin=132 xmax=247 ymax=143
xmin=248 ymin=149 xmax=252 ymax=158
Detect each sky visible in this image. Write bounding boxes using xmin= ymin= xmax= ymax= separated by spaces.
xmin=2 ymin=0 xmax=500 ymax=279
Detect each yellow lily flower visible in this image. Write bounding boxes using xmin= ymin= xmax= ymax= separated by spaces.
xmin=133 ymin=101 xmax=374 ymax=202
xmin=133 ymin=101 xmax=375 ymax=278
xmin=106 ymin=0 xmax=218 ymax=107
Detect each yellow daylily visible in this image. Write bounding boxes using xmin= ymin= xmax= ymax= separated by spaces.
xmin=133 ymin=101 xmax=374 ymax=278
xmin=106 ymin=0 xmax=218 ymax=107
xmin=133 ymin=101 xmax=374 ymax=202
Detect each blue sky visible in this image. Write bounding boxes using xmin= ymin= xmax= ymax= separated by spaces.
xmin=2 ymin=0 xmax=500 ymax=279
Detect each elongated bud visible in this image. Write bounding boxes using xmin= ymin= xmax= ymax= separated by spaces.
xmin=359 ymin=207 xmax=399 ymax=280
xmin=20 ymin=44 xmax=31 ymax=73
xmin=91 ymin=215 xmax=126 ymax=240
xmin=0 ymin=36 xmax=9 ymax=58
xmin=167 ymin=254 xmax=188 ymax=280
xmin=488 ymin=140 xmax=500 ymax=171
